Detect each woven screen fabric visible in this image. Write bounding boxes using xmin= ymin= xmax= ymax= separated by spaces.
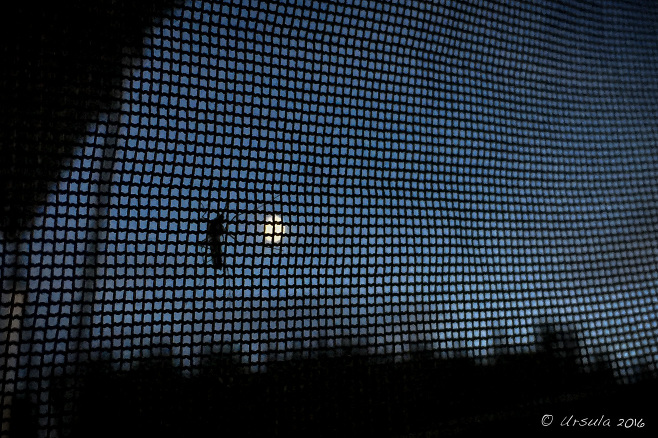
xmin=2 ymin=0 xmax=658 ymax=436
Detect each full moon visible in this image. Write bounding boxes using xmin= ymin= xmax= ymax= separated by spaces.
xmin=263 ymin=214 xmax=286 ymax=244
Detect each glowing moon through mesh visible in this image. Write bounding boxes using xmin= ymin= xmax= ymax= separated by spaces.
xmin=263 ymin=214 xmax=286 ymax=244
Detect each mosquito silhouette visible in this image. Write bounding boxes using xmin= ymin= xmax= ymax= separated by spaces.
xmin=205 ymin=211 xmax=230 ymax=272
xmin=202 ymin=201 xmax=288 ymax=274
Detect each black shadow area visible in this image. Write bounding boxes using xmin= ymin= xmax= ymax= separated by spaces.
xmin=0 ymin=0 xmax=179 ymax=235
xmin=16 ymin=325 xmax=655 ymax=438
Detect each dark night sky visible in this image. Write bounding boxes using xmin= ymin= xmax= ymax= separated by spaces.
xmin=7 ymin=0 xmax=658 ymax=383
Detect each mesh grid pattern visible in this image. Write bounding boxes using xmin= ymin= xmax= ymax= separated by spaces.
xmin=2 ymin=0 xmax=658 ymax=436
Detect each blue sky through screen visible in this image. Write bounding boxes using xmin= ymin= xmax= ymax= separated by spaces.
xmin=14 ymin=0 xmax=658 ymax=382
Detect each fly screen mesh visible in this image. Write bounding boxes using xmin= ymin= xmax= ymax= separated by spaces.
xmin=2 ymin=0 xmax=658 ymax=436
